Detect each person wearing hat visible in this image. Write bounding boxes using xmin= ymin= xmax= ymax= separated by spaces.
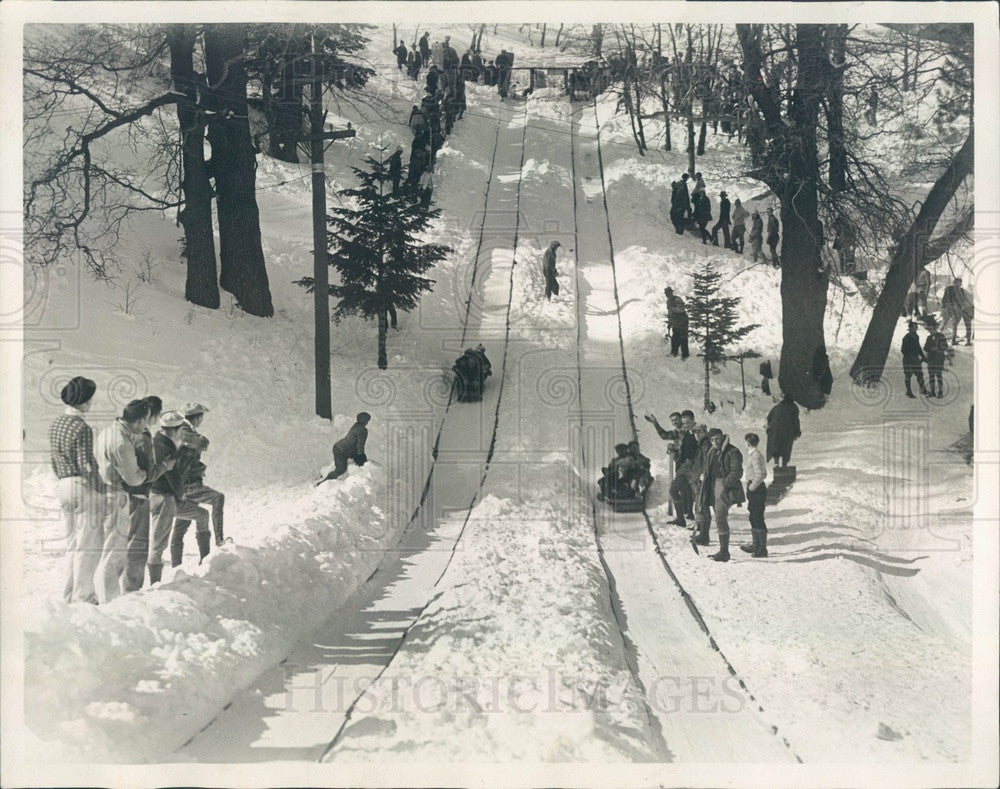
xmin=710 ymin=190 xmax=732 ymax=249
xmin=703 ymin=428 xmax=745 ymax=562
xmin=172 ymin=403 xmax=227 ymax=551
xmin=901 ymin=320 xmax=928 ymax=399
xmin=50 ymin=376 xmax=105 ymax=604
xmin=93 ymin=398 xmax=176 ymax=602
xmin=543 ymin=241 xmax=561 ymax=301
xmin=598 ymin=443 xmax=630 ymax=501
xmin=923 ymin=318 xmax=950 ymax=398
xmin=318 ymin=412 xmax=372 ymax=484
xmin=147 ymin=411 xmax=210 ymax=577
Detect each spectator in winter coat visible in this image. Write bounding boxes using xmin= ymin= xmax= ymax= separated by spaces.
xmin=691 ymin=172 xmax=706 ymax=200
xmin=766 ymin=207 xmax=780 ymax=266
xmin=668 ymin=182 xmax=684 ymax=234
xmin=749 ymin=209 xmax=764 ymax=262
xmin=901 ymin=321 xmax=928 ymax=398
xmin=740 ymin=432 xmax=768 ymax=558
xmin=496 ymin=49 xmax=514 ymax=99
xmin=172 ymin=402 xmax=226 ymax=552
xmin=693 ymin=192 xmax=712 ymax=244
xmin=647 ymin=412 xmax=697 ymax=526
xmin=393 ymin=41 xmax=408 ymax=70
xmin=406 ymin=49 xmax=421 ymax=80
xmin=923 ymin=320 xmax=950 ymax=398
xmin=704 ymin=429 xmax=745 ymax=562
xmin=418 ymin=168 xmax=434 ymax=209
xmin=418 ymin=32 xmax=431 ymax=66
xmin=471 ymin=51 xmax=484 ymax=81
xmin=50 ymin=376 xmax=105 ymax=604
xmin=387 ymin=147 xmax=403 ymax=194
xmin=915 ymin=267 xmax=931 ymax=315
xmin=94 ymin=398 xmax=169 ymax=603
xmin=408 ymin=139 xmax=430 ymax=188
xmin=318 ymin=413 xmax=371 ymax=484
xmin=665 ymin=292 xmax=689 ymax=359
xmin=730 ymin=198 xmax=748 ymax=253
xmin=711 ymin=191 xmax=732 ymax=248
xmin=542 ymin=240 xmax=561 ymax=300
xmin=766 ymin=393 xmax=801 ymax=467
xmin=941 ymin=277 xmax=973 ymax=346
xmin=147 ymin=411 xmax=210 ymax=575
xmin=426 ymin=65 xmax=440 ymax=95
xmin=690 ymin=424 xmax=714 ymax=545
xmin=677 ymin=173 xmax=692 ymax=220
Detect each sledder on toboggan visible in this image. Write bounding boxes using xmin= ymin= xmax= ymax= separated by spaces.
xmin=452 ymin=345 xmax=492 ymax=403
xmin=597 ymin=441 xmax=653 ymax=513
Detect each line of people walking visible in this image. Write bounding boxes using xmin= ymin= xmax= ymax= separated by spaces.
xmin=668 ymin=173 xmax=780 ymax=265
xmin=51 ymin=376 xmax=226 ymax=605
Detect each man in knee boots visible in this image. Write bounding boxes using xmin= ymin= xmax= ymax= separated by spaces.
xmin=740 ymin=433 xmax=768 ymax=558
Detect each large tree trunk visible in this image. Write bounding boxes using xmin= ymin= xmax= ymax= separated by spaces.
xmin=204 ymin=23 xmax=274 ymax=317
xmin=697 ymin=120 xmax=707 ymax=155
xmin=850 ymin=128 xmax=973 ymax=384
xmin=776 ymin=25 xmax=830 ymax=409
xmin=167 ymin=24 xmax=220 ymax=310
xmin=377 ymin=310 xmax=389 ymax=370
xmin=703 ymin=357 xmax=711 ymax=411
xmin=827 ymin=24 xmax=848 ymax=192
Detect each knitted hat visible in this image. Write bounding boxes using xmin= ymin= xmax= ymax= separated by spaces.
xmin=183 ymin=402 xmax=209 ymax=417
xmin=60 ymin=376 xmax=96 ymax=407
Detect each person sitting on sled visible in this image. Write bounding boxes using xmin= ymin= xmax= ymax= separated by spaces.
xmin=453 ymin=344 xmax=491 ymax=402
xmin=623 ymin=440 xmax=654 ymax=497
xmin=597 ymin=443 xmax=630 ymax=501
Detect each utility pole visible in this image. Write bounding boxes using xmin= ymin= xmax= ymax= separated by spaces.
xmin=300 ymin=33 xmax=356 ymax=420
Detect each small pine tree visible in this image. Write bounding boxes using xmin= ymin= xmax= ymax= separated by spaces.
xmin=296 ymin=146 xmax=451 ymax=369
xmin=686 ymin=261 xmax=760 ymax=411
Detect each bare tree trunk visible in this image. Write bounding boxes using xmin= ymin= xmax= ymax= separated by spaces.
xmin=660 ymin=76 xmax=672 ymax=150
xmin=703 ymin=357 xmax=711 ymax=411
xmin=540 ymin=23 xmax=546 ymax=48
xmin=555 ymin=23 xmax=564 ymax=48
xmin=204 ymin=23 xmax=274 ymax=317
xmin=167 ymin=24 xmax=220 ymax=310
xmin=592 ymin=24 xmax=603 ymax=58
xmin=850 ymin=129 xmax=973 ymax=384
xmin=697 ymin=120 xmax=707 ymax=155
xmin=827 ymin=24 xmax=848 ymax=192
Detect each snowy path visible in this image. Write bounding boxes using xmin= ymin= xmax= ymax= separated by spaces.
xmin=174 ymin=103 xmax=528 ymax=762
xmin=571 ymin=104 xmax=798 ymax=763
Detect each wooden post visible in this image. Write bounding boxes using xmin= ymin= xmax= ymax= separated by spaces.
xmin=310 ymin=33 xmax=332 ymax=420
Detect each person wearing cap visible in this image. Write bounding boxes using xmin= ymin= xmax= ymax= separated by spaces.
xmin=50 ymin=376 xmax=106 ymax=604
xmin=543 ymin=241 xmax=561 ymax=301
xmin=318 ymin=412 xmax=372 ymax=484
xmin=690 ymin=424 xmax=715 ymax=546
xmin=172 ymin=403 xmax=226 ymax=551
xmin=93 ymin=399 xmax=174 ymax=602
xmin=598 ymin=443 xmax=630 ymax=501
xmin=901 ymin=320 xmax=928 ymax=399
xmin=710 ymin=190 xmax=731 ymax=249
xmin=704 ymin=428 xmax=745 ymax=562
xmin=147 ymin=411 xmax=210 ymax=577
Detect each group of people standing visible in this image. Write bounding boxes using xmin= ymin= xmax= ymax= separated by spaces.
xmin=668 ymin=173 xmax=781 ymax=265
xmin=51 ymin=376 xmax=225 ymax=605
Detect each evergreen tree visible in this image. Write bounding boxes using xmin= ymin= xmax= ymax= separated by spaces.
xmin=295 ymin=147 xmax=451 ymax=369
xmin=687 ymin=261 xmax=759 ymax=411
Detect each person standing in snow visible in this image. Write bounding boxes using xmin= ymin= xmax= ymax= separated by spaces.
xmin=542 ymin=240 xmax=561 ymax=300
xmin=901 ymin=320 xmax=928 ymax=399
xmin=407 ymin=48 xmax=421 ymax=81
xmin=94 ymin=399 xmax=171 ymax=602
xmin=765 ymin=392 xmax=801 ymax=467
xmin=923 ymin=319 xmax=950 ymax=399
xmin=730 ymin=198 xmax=747 ymax=254
xmin=120 ymin=395 xmax=162 ymax=592
xmin=496 ymin=49 xmax=514 ymax=99
xmin=647 ymin=411 xmax=697 ymax=527
xmin=940 ymin=276 xmax=973 ymax=346
xmin=418 ymin=32 xmax=431 ymax=66
xmin=693 ymin=192 xmax=712 ymax=244
xmin=50 ymin=376 xmax=105 ymax=604
xmin=704 ymin=428 xmax=744 ymax=562
xmin=167 ymin=407 xmax=216 ymax=566
xmin=766 ymin=206 xmax=780 ymax=266
xmin=425 ymin=63 xmax=440 ymax=95
xmin=748 ymin=208 xmax=764 ymax=262
xmin=418 ymin=167 xmax=434 ymax=209
xmin=915 ymin=266 xmax=931 ymax=316
xmin=691 ymin=171 xmax=706 ymax=201
xmin=318 ymin=413 xmax=371 ymax=484
xmin=710 ymin=190 xmax=732 ymax=249
xmin=740 ymin=432 xmax=768 ymax=558
xmin=387 ymin=147 xmax=404 ymax=195
xmin=393 ymin=40 xmax=408 ymax=70
xmin=173 ymin=403 xmax=226 ymax=547
xmin=677 ymin=172 xmax=692 ymax=220
xmin=690 ymin=423 xmax=714 ymax=546
xmin=665 ymin=292 xmax=689 ymax=359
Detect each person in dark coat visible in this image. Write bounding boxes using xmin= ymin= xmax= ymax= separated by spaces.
xmin=418 ymin=32 xmax=431 ymax=66
xmin=664 ymin=291 xmax=689 ymax=359
xmin=426 ymin=65 xmax=440 ymax=95
xmin=677 ymin=172 xmax=692 ymax=219
xmin=704 ymin=429 xmax=744 ymax=562
xmin=730 ymin=198 xmax=747 ymax=253
xmin=318 ymin=413 xmax=371 ymax=484
xmin=749 ymin=209 xmax=764 ymax=262
xmin=623 ymin=441 xmax=654 ymax=497
xmin=766 ymin=393 xmax=800 ymax=467
xmin=766 ymin=207 xmax=780 ymax=266
xmin=690 ymin=424 xmax=714 ymax=545
xmin=496 ymin=49 xmax=514 ymax=99
xmin=811 ymin=346 xmax=833 ymax=397
xmin=408 ymin=103 xmax=425 ymax=131
xmin=406 ymin=48 xmax=421 ymax=80
xmin=443 ymin=90 xmax=458 ymax=135
xmin=646 ymin=412 xmax=697 ymax=526
xmin=693 ymin=192 xmax=712 ymax=244
xmin=387 ymin=147 xmax=403 ymax=194
xmin=598 ymin=444 xmax=630 ymax=501
xmin=393 ymin=41 xmax=408 ymax=70
xmin=923 ymin=319 xmax=949 ymax=398
xmin=901 ymin=321 xmax=928 ymax=398
xmin=453 ymin=345 xmax=491 ymax=402
xmin=542 ymin=240 xmax=561 ymax=300
xmin=710 ymin=191 xmax=732 ymax=248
